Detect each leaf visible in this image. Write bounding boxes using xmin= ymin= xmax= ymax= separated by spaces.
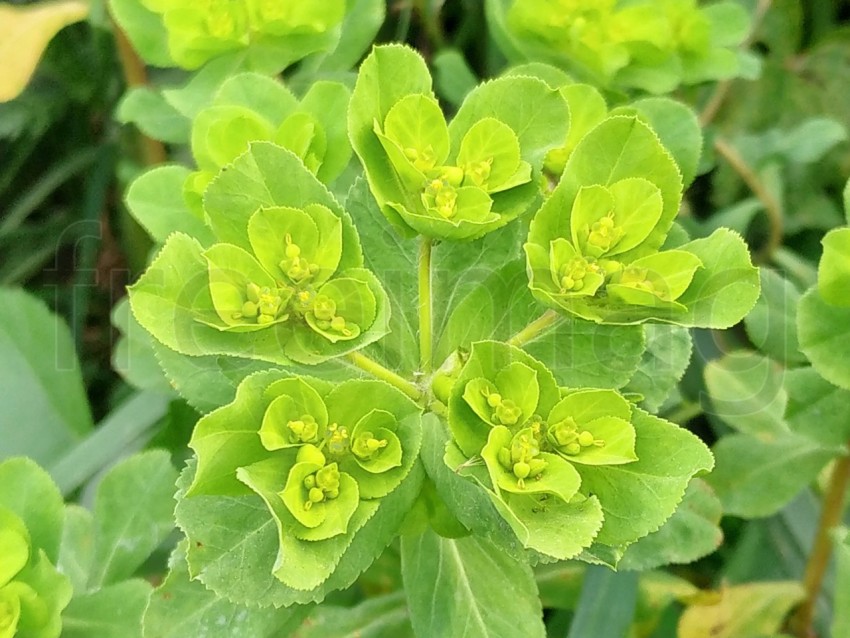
xmin=111 ymin=298 xmax=174 ymax=395
xmin=61 ymin=579 xmax=151 ymax=638
xmin=818 ymin=227 xmax=850 ymax=307
xmin=108 ymin=0 xmax=173 ymax=67
xmin=293 ymin=592 xmax=412 ymax=638
xmin=0 ymin=457 xmax=65 ymax=562
xmin=300 ymin=0 xmax=385 ymax=74
xmin=433 ymin=49 xmax=478 ymax=107
xmin=144 ymin=545 xmax=311 ymax=638
xmin=567 ymin=566 xmax=638 ymax=638
xmin=618 ymin=479 xmax=723 ymax=571
xmin=777 ymin=117 xmax=848 ymax=164
xmin=744 ymin=268 xmax=806 ymax=365
xmin=116 ymin=88 xmax=190 ymax=145
xmin=57 ymin=505 xmax=94 ymax=592
xmin=575 ymin=408 xmax=714 ymax=547
xmin=677 ymin=581 xmax=805 ymax=638
xmin=624 ymin=324 xmax=692 ymax=412
xmin=0 ymin=0 xmax=89 ymax=102
xmin=798 ymin=286 xmax=850 ymax=390
xmin=401 ymin=529 xmax=545 ymax=638
xmin=0 ymin=287 xmax=93 ymax=465
xmin=784 ymin=367 xmax=850 ymax=447
xmin=704 ymin=352 xmax=789 ymax=439
xmin=125 ymin=165 xmax=215 ymax=246
xmin=87 ymin=451 xmax=178 ymax=588
xmin=707 ymin=433 xmax=843 ymax=518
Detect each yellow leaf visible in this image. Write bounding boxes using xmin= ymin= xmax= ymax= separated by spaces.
xmin=678 ymin=581 xmax=805 ymax=638
xmin=0 ymin=0 xmax=90 ymax=102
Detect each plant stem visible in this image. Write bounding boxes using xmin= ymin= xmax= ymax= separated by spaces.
xmin=419 ymin=237 xmax=433 ymax=374
xmin=698 ymin=0 xmax=773 ymax=127
xmin=508 ymin=310 xmax=561 ymax=348
xmin=111 ymin=19 xmax=167 ymax=166
xmin=713 ymin=137 xmax=783 ymax=262
xmin=347 ymin=352 xmax=422 ymax=402
xmin=789 ymin=451 xmax=850 ymax=638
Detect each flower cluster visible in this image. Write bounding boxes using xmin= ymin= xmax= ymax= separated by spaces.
xmin=0 ymin=507 xmax=70 ymax=638
xmin=139 ymin=0 xmax=345 ymax=69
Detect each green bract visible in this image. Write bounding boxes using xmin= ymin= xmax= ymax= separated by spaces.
xmin=136 ymin=0 xmax=345 ymax=70
xmin=446 ymin=341 xmax=713 ymax=560
xmin=0 ymin=504 xmax=70 ymax=638
xmin=184 ymin=73 xmax=351 ymax=215
xmin=526 ymin=115 xmax=759 ymax=327
xmin=491 ymin=0 xmax=751 ymax=94
xmin=179 ymin=371 xmax=423 ymax=594
xmin=128 ymin=142 xmax=390 ymax=365
xmin=349 ymin=44 xmax=569 ymax=240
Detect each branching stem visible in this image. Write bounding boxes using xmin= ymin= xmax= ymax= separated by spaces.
xmin=419 ymin=237 xmax=434 ymax=374
xmin=790 ymin=450 xmax=850 ymax=638
xmin=346 ymin=352 xmax=422 ymax=402
xmin=508 ymin=309 xmax=561 ymax=348
xmin=713 ymin=137 xmax=783 ymax=262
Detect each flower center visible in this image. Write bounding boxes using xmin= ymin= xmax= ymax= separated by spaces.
xmin=302 ymin=463 xmax=341 ymax=509
xmin=352 ymin=431 xmax=388 ymax=460
xmin=287 ymin=414 xmax=319 ymax=444
xmin=422 ymin=179 xmax=458 ymax=219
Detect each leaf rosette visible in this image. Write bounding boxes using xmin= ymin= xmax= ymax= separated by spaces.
xmin=184 ymin=73 xmax=351 ymax=215
xmin=0 ymin=499 xmax=71 ymax=638
xmin=444 ymin=341 xmax=713 ymax=562
xmin=349 ymin=44 xmax=570 ymax=240
xmin=179 ymin=372 xmax=423 ymax=594
xmin=526 ymin=115 xmax=759 ymax=327
xmin=137 ymin=0 xmax=345 ymax=70
xmin=493 ymin=0 xmax=751 ymax=94
xmin=129 ymin=142 xmax=391 ymax=365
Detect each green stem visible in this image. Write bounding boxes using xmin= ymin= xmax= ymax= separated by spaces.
xmin=507 ymin=310 xmax=561 ymax=348
xmin=789 ymin=450 xmax=850 ymax=638
xmin=347 ymin=352 xmax=422 ymax=402
xmin=714 ymin=137 xmax=783 ymax=262
xmin=419 ymin=237 xmax=433 ymax=374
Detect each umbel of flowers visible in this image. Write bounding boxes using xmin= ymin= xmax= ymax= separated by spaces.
xmin=445 ymin=341 xmax=713 ymax=559
xmin=184 ymin=73 xmax=352 ymax=216
xmin=349 ymin=44 xmax=570 ymax=240
xmin=128 ymin=143 xmax=390 ymax=366
xmin=0 ymin=506 xmax=71 ymax=638
xmin=137 ymin=0 xmax=345 ymax=69
xmin=179 ymin=372 xmax=423 ymax=592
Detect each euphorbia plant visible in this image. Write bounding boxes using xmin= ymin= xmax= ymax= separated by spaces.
xmin=120 ymin=39 xmax=760 ymax=620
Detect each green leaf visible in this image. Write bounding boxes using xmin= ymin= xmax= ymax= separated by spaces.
xmin=116 ymin=88 xmax=190 ymax=145
xmin=0 ymin=288 xmax=93 ymax=465
xmin=213 ymin=72 xmax=298 ymax=124
xmin=433 ymin=49 xmax=478 ymax=107
xmin=126 ymin=165 xmax=215 ymax=246
xmin=707 ymin=433 xmax=842 ymax=518
xmin=299 ymin=0 xmax=385 ymax=74
xmin=144 ymin=544 xmax=311 ymax=638
xmin=449 ymin=75 xmax=569 ymax=169
xmin=111 ymin=299 xmax=174 ymax=395
xmin=784 ymin=367 xmax=850 ymax=447
xmin=677 ymin=581 xmax=804 ymax=638
xmin=87 ymin=451 xmax=178 ymax=588
xmin=382 ymin=93 xmax=450 ymax=168
xmin=0 ymin=0 xmax=89 ymax=102
xmin=0 ymin=458 xmax=64 ymax=562
xmin=798 ymin=286 xmax=850 ymax=390
xmin=293 ymin=591 xmax=412 ymax=638
xmin=744 ymin=268 xmax=807 ymax=365
xmin=777 ymin=117 xmax=848 ymax=164
xmin=567 ymin=566 xmax=638 ymax=638
xmin=401 ymin=529 xmax=545 ymax=638
xmin=576 ymin=408 xmax=714 ymax=547
xmin=704 ymin=352 xmax=789 ymax=439
xmin=60 ymin=580 xmax=151 ymax=638
xmin=57 ymin=505 xmax=93 ymax=593
xmin=108 ymin=0 xmax=172 ymax=67
xmin=192 ymin=105 xmax=274 ymax=171
xmin=818 ymin=227 xmax=850 ymax=307
xmin=298 ymin=81 xmax=353 ymax=185
xmin=618 ymin=479 xmax=723 ymax=571
xmin=624 ymin=324 xmax=692 ymax=412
